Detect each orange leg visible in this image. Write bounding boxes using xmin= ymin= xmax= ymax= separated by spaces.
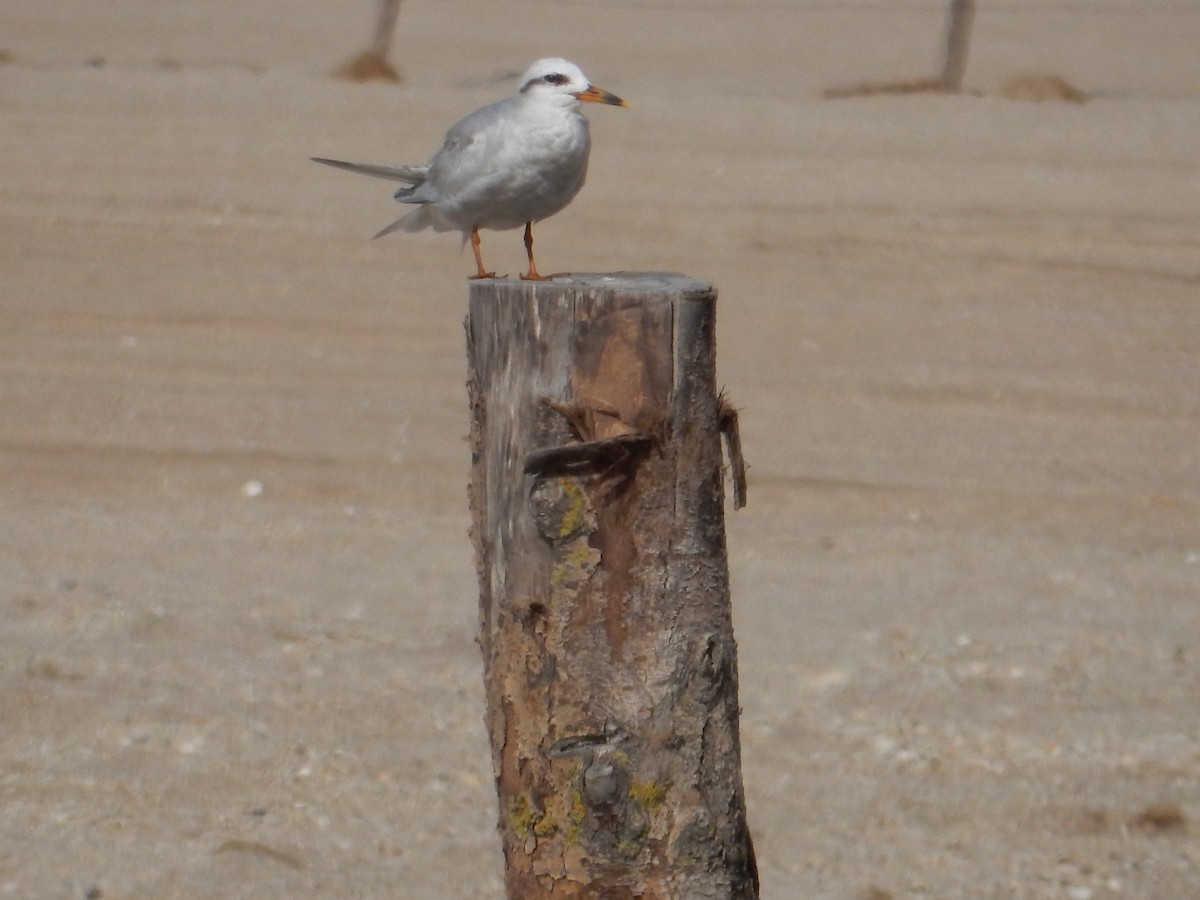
xmin=467 ymin=226 xmax=497 ymax=279
xmin=519 ymin=221 xmax=548 ymax=281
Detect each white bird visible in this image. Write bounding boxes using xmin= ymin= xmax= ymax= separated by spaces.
xmin=313 ymin=57 xmax=627 ymax=281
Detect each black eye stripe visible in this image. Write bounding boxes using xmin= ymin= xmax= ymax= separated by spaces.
xmin=543 ymin=73 xmax=569 ymax=86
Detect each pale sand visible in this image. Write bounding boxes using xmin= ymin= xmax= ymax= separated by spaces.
xmin=2 ymin=2 xmax=1198 ymax=897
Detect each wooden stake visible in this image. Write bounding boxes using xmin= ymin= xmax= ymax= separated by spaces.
xmin=466 ymin=273 xmax=758 ymax=899
xmin=940 ymin=0 xmax=976 ymax=92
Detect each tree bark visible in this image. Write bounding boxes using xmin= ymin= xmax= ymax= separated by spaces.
xmin=466 ymin=273 xmax=757 ymax=899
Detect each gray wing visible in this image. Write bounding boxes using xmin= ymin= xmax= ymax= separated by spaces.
xmin=423 ymin=98 xmax=515 ymax=201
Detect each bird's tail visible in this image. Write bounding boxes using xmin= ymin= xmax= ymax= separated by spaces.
xmin=311 ymin=157 xmax=428 ymax=186
xmin=371 ymin=205 xmax=437 ymax=239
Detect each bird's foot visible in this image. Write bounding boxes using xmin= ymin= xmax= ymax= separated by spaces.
xmin=468 ymin=272 xmax=502 ymax=280
xmin=520 ymin=272 xmax=552 ymax=282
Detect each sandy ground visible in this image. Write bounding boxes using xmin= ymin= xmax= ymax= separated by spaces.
xmin=2 ymin=1 xmax=1199 ymax=897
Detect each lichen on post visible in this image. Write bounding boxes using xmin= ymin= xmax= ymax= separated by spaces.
xmin=466 ymin=273 xmax=757 ymax=899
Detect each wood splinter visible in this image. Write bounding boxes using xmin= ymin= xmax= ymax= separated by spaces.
xmin=719 ymin=394 xmax=748 ymax=510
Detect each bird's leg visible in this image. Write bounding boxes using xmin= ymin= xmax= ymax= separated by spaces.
xmin=468 ymin=226 xmax=497 ymax=279
xmin=520 ymin=221 xmax=548 ymax=281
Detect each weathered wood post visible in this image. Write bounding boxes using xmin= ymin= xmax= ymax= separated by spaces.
xmin=466 ymin=273 xmax=757 ymax=898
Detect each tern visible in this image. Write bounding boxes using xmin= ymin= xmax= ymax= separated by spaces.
xmin=313 ymin=58 xmax=627 ymax=280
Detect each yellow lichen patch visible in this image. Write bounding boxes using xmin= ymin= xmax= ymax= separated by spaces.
xmin=564 ymin=777 xmax=587 ymax=848
xmin=629 ymin=778 xmax=668 ymax=813
xmin=556 ymin=477 xmax=591 ymax=538
xmin=550 ymin=531 xmax=599 ymax=588
xmin=508 ymin=794 xmax=543 ymax=840
xmin=550 ymin=563 xmax=569 ymax=588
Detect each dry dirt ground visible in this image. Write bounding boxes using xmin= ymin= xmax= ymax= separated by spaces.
xmin=2 ymin=2 xmax=1198 ymax=898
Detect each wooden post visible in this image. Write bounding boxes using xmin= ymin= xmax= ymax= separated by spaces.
xmin=466 ymin=273 xmax=758 ymax=899
xmin=333 ymin=0 xmax=403 ymax=82
xmin=940 ymin=0 xmax=976 ymax=92
xmin=368 ymin=0 xmax=403 ymax=61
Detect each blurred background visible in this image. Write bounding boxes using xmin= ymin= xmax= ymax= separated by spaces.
xmin=2 ymin=2 xmax=1198 ymax=897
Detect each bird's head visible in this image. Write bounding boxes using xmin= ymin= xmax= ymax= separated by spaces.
xmin=518 ymin=58 xmax=628 ymax=109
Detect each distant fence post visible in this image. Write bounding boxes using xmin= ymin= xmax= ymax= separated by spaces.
xmin=941 ymin=0 xmax=976 ymax=91
xmin=465 ymin=273 xmax=757 ymax=898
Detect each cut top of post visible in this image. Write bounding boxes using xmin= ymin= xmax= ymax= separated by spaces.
xmin=467 ymin=271 xmax=714 ymax=302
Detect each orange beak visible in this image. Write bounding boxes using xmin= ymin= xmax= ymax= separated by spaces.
xmin=574 ymin=85 xmax=628 ymax=108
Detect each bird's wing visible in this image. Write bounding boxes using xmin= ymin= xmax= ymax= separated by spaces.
xmin=311 ymin=157 xmax=429 ymax=185
xmin=424 ymin=99 xmax=515 ymax=200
